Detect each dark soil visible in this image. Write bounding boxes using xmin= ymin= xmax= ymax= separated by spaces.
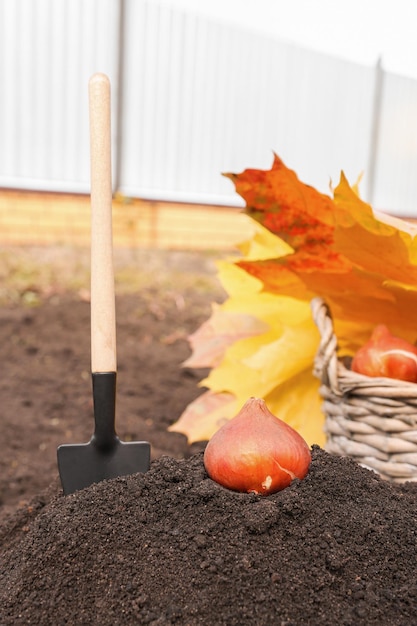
xmin=1 ymin=248 xmax=417 ymax=625
xmin=1 ymin=449 xmax=417 ymax=625
xmin=0 ymin=248 xmax=225 ymax=522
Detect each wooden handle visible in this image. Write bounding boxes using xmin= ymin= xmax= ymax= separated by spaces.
xmin=89 ymin=73 xmax=116 ymax=373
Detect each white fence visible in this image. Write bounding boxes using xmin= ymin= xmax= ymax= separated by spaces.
xmin=1 ymin=0 xmax=417 ymax=215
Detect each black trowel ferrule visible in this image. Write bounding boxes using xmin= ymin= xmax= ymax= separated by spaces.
xmin=92 ymin=371 xmax=118 ymax=451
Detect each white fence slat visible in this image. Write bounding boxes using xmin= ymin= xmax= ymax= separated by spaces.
xmin=373 ymin=72 xmax=417 ymax=216
xmin=0 ymin=0 xmax=120 ymax=192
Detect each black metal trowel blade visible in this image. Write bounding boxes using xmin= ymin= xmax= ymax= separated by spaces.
xmin=57 ymin=372 xmax=150 ymax=495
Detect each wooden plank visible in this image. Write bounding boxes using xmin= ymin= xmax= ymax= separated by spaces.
xmin=0 ymin=190 xmax=253 ymax=249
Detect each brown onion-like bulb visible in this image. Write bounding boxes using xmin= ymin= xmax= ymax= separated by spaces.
xmin=203 ymin=397 xmax=311 ymax=495
xmin=351 ymin=324 xmax=417 ymax=382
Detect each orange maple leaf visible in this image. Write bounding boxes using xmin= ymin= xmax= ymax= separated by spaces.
xmin=229 ymin=158 xmax=417 ymax=348
xmin=225 ymin=154 xmax=336 ymax=254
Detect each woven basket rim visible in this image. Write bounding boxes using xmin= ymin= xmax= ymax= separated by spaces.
xmin=311 ymin=296 xmax=417 ymax=397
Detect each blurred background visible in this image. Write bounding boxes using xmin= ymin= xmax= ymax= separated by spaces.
xmin=1 ymin=0 xmax=417 ymax=249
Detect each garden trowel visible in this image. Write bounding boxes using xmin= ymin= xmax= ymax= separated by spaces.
xmin=57 ymin=73 xmax=150 ymax=495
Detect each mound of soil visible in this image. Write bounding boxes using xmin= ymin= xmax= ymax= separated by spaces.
xmin=1 ymin=447 xmax=417 ymax=625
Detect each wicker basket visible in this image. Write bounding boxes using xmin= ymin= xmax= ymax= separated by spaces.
xmin=311 ymin=297 xmax=417 ymax=483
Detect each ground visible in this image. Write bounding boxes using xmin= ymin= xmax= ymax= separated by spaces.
xmin=0 ymin=246 xmax=226 ymax=522
xmin=1 ymin=247 xmax=417 ymax=625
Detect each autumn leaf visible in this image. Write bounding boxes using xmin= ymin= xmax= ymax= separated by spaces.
xmin=183 ymin=304 xmax=269 ymax=369
xmin=333 ymin=174 xmax=417 ymax=286
xmin=169 ymin=391 xmax=238 ymax=444
xmin=171 ymin=257 xmax=326 ymax=445
xmin=224 ymin=154 xmax=336 ymax=253
xmin=170 ymin=154 xmax=417 ymax=449
xmin=230 ymin=160 xmax=417 ymax=347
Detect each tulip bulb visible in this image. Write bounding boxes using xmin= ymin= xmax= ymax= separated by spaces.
xmin=203 ymin=397 xmax=311 ymax=495
xmin=351 ymin=325 xmax=417 ymax=382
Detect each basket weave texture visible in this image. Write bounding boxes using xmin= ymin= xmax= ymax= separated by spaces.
xmin=311 ymin=297 xmax=417 ymax=483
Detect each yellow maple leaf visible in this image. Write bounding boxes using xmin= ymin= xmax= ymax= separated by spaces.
xmin=171 ymin=248 xmax=325 ymax=445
